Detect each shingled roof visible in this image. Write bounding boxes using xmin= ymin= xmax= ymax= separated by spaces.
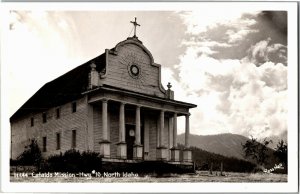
xmin=10 ymin=53 xmax=106 ymax=122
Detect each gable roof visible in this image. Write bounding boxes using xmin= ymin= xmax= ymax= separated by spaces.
xmin=10 ymin=53 xmax=106 ymax=122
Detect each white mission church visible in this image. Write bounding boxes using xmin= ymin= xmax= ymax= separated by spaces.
xmin=10 ymin=18 xmax=197 ymax=166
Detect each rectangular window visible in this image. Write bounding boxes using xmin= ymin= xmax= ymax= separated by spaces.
xmin=72 ymin=130 xmax=76 ymax=148
xmin=30 ymin=117 xmax=34 ymax=127
xmin=72 ymin=102 xmax=77 ymax=113
xmin=42 ymin=136 xmax=47 ymax=152
xmin=42 ymin=112 xmax=47 ymax=123
xmin=56 ymin=108 xmax=60 ymax=119
xmin=56 ymin=133 xmax=61 ymax=150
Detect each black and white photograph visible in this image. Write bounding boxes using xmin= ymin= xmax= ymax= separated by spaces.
xmin=0 ymin=2 xmax=298 ymax=193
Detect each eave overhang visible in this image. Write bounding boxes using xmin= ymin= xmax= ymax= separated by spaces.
xmin=83 ymin=85 xmax=197 ymax=110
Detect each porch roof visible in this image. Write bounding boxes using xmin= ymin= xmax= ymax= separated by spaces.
xmin=84 ymin=84 xmax=197 ymax=110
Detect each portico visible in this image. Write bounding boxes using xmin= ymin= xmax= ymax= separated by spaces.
xmin=87 ymin=85 xmax=195 ymax=162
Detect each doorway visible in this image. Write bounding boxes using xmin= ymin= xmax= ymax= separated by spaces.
xmin=125 ymin=124 xmax=144 ymax=159
xmin=126 ymin=124 xmax=135 ymax=159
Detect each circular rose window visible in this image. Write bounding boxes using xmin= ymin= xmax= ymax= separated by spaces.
xmin=128 ymin=63 xmax=141 ymax=79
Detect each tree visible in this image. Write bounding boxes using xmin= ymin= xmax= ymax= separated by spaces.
xmin=17 ymin=139 xmax=42 ymax=167
xmin=274 ymin=140 xmax=287 ymax=167
xmin=242 ymin=136 xmax=272 ymax=166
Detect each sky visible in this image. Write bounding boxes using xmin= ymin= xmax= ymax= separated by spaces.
xmin=6 ymin=8 xmax=288 ymax=139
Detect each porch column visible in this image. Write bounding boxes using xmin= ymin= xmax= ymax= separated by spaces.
xmin=170 ymin=112 xmax=180 ymax=161
xmin=99 ymin=99 xmax=110 ymax=158
xmin=183 ymin=113 xmax=192 ymax=162
xmin=157 ymin=110 xmax=168 ymax=160
xmin=160 ymin=110 xmax=164 ymax=147
xmin=102 ymin=99 xmax=108 ymax=140
xmin=133 ymin=105 xmax=143 ymax=159
xmin=185 ymin=113 xmax=190 ymax=147
xmin=117 ymin=102 xmax=126 ymax=159
xmin=135 ymin=106 xmax=141 ymax=144
xmin=119 ymin=102 xmax=125 ymax=142
xmin=173 ymin=113 xmax=177 ymax=147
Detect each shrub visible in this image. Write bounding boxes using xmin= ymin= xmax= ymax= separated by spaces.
xmin=63 ymin=149 xmax=82 ymax=173
xmin=16 ymin=139 xmax=42 ymax=167
xmin=81 ymin=151 xmax=102 ymax=172
xmin=42 ymin=149 xmax=102 ymax=173
xmin=44 ymin=152 xmax=64 ymax=172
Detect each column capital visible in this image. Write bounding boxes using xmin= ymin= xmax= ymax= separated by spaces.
xmin=185 ymin=112 xmax=191 ymax=117
xmin=102 ymin=98 xmax=108 ymax=103
xmin=120 ymin=101 xmax=126 ymax=105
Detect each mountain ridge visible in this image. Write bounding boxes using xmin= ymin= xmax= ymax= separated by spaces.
xmin=177 ymin=133 xmax=251 ymax=160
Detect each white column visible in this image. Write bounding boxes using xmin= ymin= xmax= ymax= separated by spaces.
xmin=173 ymin=113 xmax=177 ymax=148
xmin=117 ymin=102 xmax=126 ymax=159
xmin=185 ymin=113 xmax=190 ymax=147
xmin=102 ymin=99 xmax=108 ymax=140
xmin=135 ymin=106 xmax=141 ymax=145
xmin=119 ymin=102 xmax=125 ymax=142
xmin=159 ymin=110 xmax=165 ymax=147
xmin=168 ymin=117 xmax=173 ymax=148
xmin=100 ymin=99 xmax=110 ymax=158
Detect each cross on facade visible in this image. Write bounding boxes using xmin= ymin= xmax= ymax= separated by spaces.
xmin=130 ymin=17 xmax=140 ymax=38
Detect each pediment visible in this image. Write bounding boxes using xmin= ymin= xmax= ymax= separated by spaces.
xmin=102 ymin=38 xmax=166 ymax=98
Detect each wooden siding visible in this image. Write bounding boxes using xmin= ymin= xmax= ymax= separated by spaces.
xmin=93 ymin=104 xmax=102 ymax=152
xmin=11 ymin=97 xmax=89 ymax=159
xmin=148 ymin=114 xmax=158 ymax=160
xmin=104 ymin=43 xmax=165 ymax=98
xmin=109 ymin=108 xmax=119 ymax=158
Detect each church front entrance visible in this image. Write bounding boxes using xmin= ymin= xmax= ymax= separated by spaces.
xmin=125 ymin=123 xmax=144 ymax=160
xmin=126 ymin=124 xmax=135 ymax=159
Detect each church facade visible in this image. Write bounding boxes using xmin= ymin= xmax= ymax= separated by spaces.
xmin=10 ymin=29 xmax=197 ymax=164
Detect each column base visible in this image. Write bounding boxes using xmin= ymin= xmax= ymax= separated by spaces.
xmin=183 ymin=148 xmax=192 ymax=162
xmin=133 ymin=144 xmax=143 ymax=160
xmin=117 ymin=142 xmax=127 ymax=159
xmin=156 ymin=146 xmax=168 ymax=161
xmin=170 ymin=147 xmax=180 ymax=162
xmin=99 ymin=140 xmax=111 ymax=158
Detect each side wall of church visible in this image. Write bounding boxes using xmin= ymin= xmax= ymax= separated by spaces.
xmin=11 ymin=97 xmax=90 ymax=159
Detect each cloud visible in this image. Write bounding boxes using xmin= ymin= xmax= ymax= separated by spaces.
xmin=247 ymin=38 xmax=287 ymax=65
xmin=178 ymin=11 xmax=287 ymax=67
xmin=172 ymin=11 xmax=288 ymax=139
xmin=180 ymin=9 xmax=259 ymax=35
xmin=171 ymin=42 xmax=287 ymax=138
xmin=226 ymin=28 xmax=259 ymax=44
xmin=178 ymin=10 xmax=261 ymax=67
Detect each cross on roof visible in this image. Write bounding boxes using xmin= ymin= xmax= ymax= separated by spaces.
xmin=130 ymin=17 xmax=140 ymax=38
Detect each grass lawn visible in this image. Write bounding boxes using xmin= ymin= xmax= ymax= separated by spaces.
xmin=10 ymin=171 xmax=287 ymax=182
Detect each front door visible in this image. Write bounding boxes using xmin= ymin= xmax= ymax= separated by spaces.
xmin=126 ymin=124 xmax=136 ymax=159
